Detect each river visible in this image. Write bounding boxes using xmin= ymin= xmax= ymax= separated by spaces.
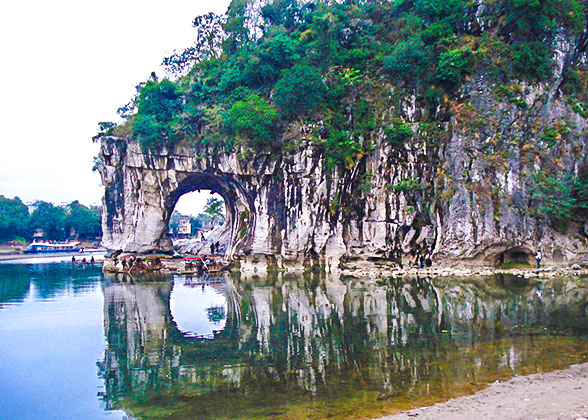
xmin=0 ymin=261 xmax=587 ymax=419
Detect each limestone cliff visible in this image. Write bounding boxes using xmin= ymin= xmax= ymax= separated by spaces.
xmin=98 ymin=0 xmax=588 ymax=270
xmin=99 ymin=74 xmax=588 ymax=269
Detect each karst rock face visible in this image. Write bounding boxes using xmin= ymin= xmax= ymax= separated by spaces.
xmin=99 ymin=29 xmax=588 ymax=270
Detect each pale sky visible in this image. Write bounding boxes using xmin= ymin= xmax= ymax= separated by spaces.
xmin=0 ymin=0 xmax=231 ymax=213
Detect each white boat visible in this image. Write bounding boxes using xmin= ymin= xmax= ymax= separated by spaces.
xmin=23 ymin=240 xmax=81 ymax=254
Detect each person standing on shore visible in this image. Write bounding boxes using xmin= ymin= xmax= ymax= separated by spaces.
xmin=535 ymin=250 xmax=542 ymax=269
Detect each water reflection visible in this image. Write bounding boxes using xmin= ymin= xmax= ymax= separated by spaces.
xmin=0 ymin=263 xmax=103 ymax=307
xmin=100 ymin=272 xmax=588 ymax=420
xmin=0 ymin=263 xmax=126 ymax=420
xmin=171 ymin=276 xmax=228 ymax=339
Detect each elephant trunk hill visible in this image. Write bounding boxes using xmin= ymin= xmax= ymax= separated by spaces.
xmin=97 ymin=0 xmax=588 ymax=271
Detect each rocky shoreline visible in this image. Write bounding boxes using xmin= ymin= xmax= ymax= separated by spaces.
xmin=96 ymin=254 xmax=588 ymax=280
xmin=339 ymin=261 xmax=588 ymax=279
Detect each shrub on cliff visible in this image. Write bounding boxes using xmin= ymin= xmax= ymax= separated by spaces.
xmin=132 ymin=79 xmax=183 ymax=149
xmin=274 ymin=64 xmax=326 ymax=119
xmin=530 ymin=173 xmax=588 ymax=221
xmin=435 ymin=48 xmax=473 ymax=90
xmin=224 ymin=94 xmax=282 ymax=150
xmin=383 ymin=37 xmax=431 ymax=85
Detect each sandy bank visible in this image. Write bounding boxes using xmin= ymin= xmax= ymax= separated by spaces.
xmin=376 ymin=363 xmax=588 ymax=420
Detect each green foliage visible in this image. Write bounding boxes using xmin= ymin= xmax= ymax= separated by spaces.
xmin=190 ymin=216 xmax=203 ymax=234
xmin=384 ymin=119 xmax=413 ymax=146
xmin=497 ymin=261 xmax=532 ymax=269
xmin=223 ymin=0 xmax=250 ymax=53
xmin=259 ymin=31 xmax=300 ymax=75
xmin=274 ymin=64 xmax=326 ymax=119
xmin=0 ymin=196 xmax=29 ymax=241
xmin=224 ymin=94 xmax=282 ymax=150
xmin=541 ymin=126 xmax=560 ymax=146
xmin=92 ymin=122 xmax=117 ymax=143
xmin=509 ymin=41 xmax=553 ymax=82
xmin=495 ymin=0 xmax=585 ymax=81
xmin=541 ymin=123 xmax=572 ymax=147
xmin=63 ymin=201 xmax=101 ymax=240
xmin=168 ymin=210 xmax=182 ymax=237
xmin=163 ymin=13 xmax=226 ymax=76
xmin=338 ymin=68 xmax=362 ymax=87
xmin=570 ymin=100 xmax=588 ymax=117
xmin=494 ymin=84 xmax=527 ymax=108
xmin=502 ymin=0 xmax=585 ymax=37
xmin=530 ymin=173 xmax=588 ymax=220
xmin=324 ymin=129 xmax=362 ymax=169
xmin=132 ymin=79 xmax=183 ymax=149
xmin=383 ymin=37 xmax=431 ymax=83
xmin=329 ymin=196 xmax=340 ymax=216
xmin=28 ymin=201 xmax=67 ymax=241
xmin=261 ymin=0 xmax=312 ymax=29
xmin=435 ymin=48 xmax=473 ymax=90
xmin=413 ymin=0 xmax=467 ymax=27
xmin=358 ymin=172 xmax=374 ymax=194
xmin=98 ymin=0 xmax=587 ymax=160
xmin=1 ymin=198 xmax=102 ymax=242
xmin=203 ymin=197 xmax=226 ymax=223
xmin=392 ymin=178 xmax=421 ymax=191
xmin=135 ymin=79 xmax=182 ymax=122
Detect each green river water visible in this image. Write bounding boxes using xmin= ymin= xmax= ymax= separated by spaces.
xmin=0 ymin=260 xmax=587 ymax=420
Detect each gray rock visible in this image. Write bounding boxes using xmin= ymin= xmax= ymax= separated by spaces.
xmin=97 ymin=31 xmax=588 ymax=271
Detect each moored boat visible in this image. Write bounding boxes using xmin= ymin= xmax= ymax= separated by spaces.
xmin=23 ymin=240 xmax=81 ymax=254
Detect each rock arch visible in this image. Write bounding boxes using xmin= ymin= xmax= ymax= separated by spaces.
xmin=98 ymin=135 xmax=588 ymax=269
xmin=99 ymin=139 xmax=257 ymax=261
xmin=98 ymin=137 xmax=440 ymax=269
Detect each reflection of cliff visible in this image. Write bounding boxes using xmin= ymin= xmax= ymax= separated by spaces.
xmin=101 ymin=273 xmax=588 ymax=418
xmin=102 ymin=280 xmax=173 ymax=400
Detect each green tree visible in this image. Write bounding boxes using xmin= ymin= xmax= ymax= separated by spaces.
xmin=203 ymin=197 xmax=225 ymax=224
xmin=224 ymin=94 xmax=282 ymax=149
xmin=63 ymin=201 xmax=101 ymax=240
xmin=190 ymin=216 xmax=203 ymax=236
xmin=530 ymin=173 xmax=588 ymax=221
xmin=28 ymin=201 xmax=66 ymax=241
xmin=384 ymin=37 xmax=431 ymax=83
xmin=261 ymin=0 xmax=310 ymax=29
xmin=133 ymin=79 xmax=183 ymax=149
xmin=168 ymin=210 xmax=182 ymax=237
xmin=509 ymin=41 xmax=553 ymax=82
xmin=223 ymin=0 xmax=250 ymax=53
xmin=384 ymin=119 xmax=414 ymax=146
xmin=0 ymin=196 xmax=29 ymax=241
xmin=163 ymin=12 xmax=227 ymax=76
xmin=435 ymin=48 xmax=473 ymax=90
xmin=274 ymin=64 xmax=326 ymax=119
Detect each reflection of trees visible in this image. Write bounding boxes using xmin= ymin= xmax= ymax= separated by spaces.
xmin=0 ymin=265 xmax=31 ymax=304
xmin=206 ymin=305 xmax=225 ymax=324
xmin=100 ymin=272 xmax=588 ymax=419
xmin=0 ymin=263 xmax=103 ymax=304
